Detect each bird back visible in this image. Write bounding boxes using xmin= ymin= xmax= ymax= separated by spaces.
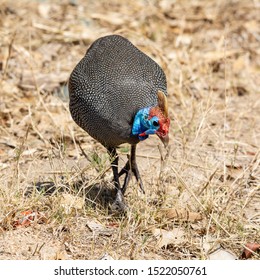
xmin=69 ymin=35 xmax=167 ymax=148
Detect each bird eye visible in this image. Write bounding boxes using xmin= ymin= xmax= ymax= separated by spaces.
xmin=153 ymin=120 xmax=159 ymax=126
xmin=144 ymin=115 xmax=148 ymax=120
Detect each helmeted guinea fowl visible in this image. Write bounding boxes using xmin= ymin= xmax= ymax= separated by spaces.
xmin=69 ymin=34 xmax=170 ymax=210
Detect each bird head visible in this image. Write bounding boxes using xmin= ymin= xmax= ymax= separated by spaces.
xmin=132 ymin=90 xmax=170 ymax=147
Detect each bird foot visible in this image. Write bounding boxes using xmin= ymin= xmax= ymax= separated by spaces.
xmin=110 ymin=189 xmax=128 ymax=213
xmin=119 ymin=161 xmax=145 ymax=194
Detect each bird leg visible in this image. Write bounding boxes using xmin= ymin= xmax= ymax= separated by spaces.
xmin=119 ymin=144 xmax=145 ymax=195
xmin=107 ymin=147 xmax=127 ymax=212
xmin=108 ymin=147 xmax=120 ymax=190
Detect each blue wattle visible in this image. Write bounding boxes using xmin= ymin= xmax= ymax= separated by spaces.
xmin=132 ymin=107 xmax=159 ymax=141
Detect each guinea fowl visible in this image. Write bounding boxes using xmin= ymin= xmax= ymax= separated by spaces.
xmin=69 ymin=35 xmax=170 ymax=210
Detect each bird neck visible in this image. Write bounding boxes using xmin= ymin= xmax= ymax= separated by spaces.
xmin=131 ymin=107 xmax=160 ymax=140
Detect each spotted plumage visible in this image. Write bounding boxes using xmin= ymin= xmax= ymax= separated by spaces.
xmin=69 ymin=34 xmax=170 ymax=210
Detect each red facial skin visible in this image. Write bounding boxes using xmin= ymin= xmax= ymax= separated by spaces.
xmin=149 ymin=107 xmax=170 ymax=138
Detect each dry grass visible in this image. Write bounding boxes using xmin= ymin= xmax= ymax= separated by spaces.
xmin=0 ymin=0 xmax=259 ymax=260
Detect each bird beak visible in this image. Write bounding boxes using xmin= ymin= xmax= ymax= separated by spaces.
xmin=158 ymin=134 xmax=169 ymax=148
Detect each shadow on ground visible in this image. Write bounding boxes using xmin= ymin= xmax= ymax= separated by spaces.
xmin=26 ymin=179 xmax=118 ymax=210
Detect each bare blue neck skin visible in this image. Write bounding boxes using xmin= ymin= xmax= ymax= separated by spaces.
xmin=132 ymin=107 xmax=160 ymax=140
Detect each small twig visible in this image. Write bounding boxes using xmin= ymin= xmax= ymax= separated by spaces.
xmin=76 ymin=139 xmax=91 ymax=162
xmin=158 ymin=144 xmax=171 ymax=181
xmin=196 ymin=167 xmax=219 ymax=197
xmin=31 ymin=242 xmax=45 ymax=257
xmin=3 ymin=30 xmax=16 ymax=79
xmin=31 ymin=243 xmax=39 ymax=257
